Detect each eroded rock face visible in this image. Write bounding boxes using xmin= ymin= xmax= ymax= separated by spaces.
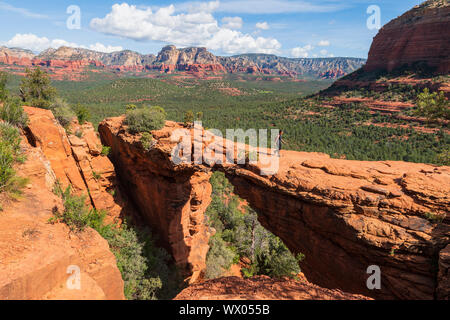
xmin=0 ymin=138 xmax=124 ymax=300
xmin=365 ymin=0 xmax=450 ymax=73
xmin=99 ymin=118 xmax=213 ymax=283
xmin=23 ymin=106 xmax=128 ymax=223
xmin=175 ymin=275 xmax=371 ymax=300
xmin=99 ymin=117 xmax=449 ymax=299
xmin=437 ymin=244 xmax=450 ymax=299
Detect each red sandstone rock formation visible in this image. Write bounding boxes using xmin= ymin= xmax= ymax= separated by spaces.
xmin=99 ymin=119 xmax=213 ymax=283
xmin=0 ymin=133 xmax=124 ymax=300
xmin=175 ymin=275 xmax=371 ymax=300
xmin=437 ymin=244 xmax=450 ymax=299
xmin=365 ymin=0 xmax=450 ymax=73
xmin=23 ymin=106 xmax=128 ymax=223
xmin=99 ymin=117 xmax=449 ymax=300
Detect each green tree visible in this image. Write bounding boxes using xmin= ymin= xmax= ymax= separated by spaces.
xmin=414 ymin=88 xmax=450 ymax=121
xmin=73 ymin=104 xmax=91 ymax=124
xmin=183 ymin=110 xmax=194 ymax=127
xmin=0 ymin=71 xmax=8 ymax=102
xmin=0 ymin=97 xmax=29 ymax=128
xmin=19 ymin=67 xmax=56 ymax=109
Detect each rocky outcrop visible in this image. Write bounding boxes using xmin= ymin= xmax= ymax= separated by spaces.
xmin=0 ymin=46 xmax=35 ymax=66
xmin=99 ymin=117 xmax=449 ymax=300
xmin=23 ymin=106 xmax=128 ymax=223
xmin=175 ymin=275 xmax=371 ymax=300
xmin=365 ymin=0 xmax=450 ymax=73
xmin=0 ymin=134 xmax=124 ymax=300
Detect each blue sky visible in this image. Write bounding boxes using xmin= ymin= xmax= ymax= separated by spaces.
xmin=0 ymin=0 xmax=423 ymax=58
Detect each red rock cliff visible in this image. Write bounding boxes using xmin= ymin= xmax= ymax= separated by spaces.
xmin=364 ymin=0 xmax=450 ymax=73
xmin=0 ymin=123 xmax=124 ymax=300
xmin=99 ymin=117 xmax=449 ymax=300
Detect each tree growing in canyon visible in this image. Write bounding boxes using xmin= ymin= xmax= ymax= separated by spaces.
xmin=19 ymin=67 xmax=56 ymax=109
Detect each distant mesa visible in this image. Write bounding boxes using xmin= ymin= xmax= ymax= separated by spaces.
xmin=0 ymin=44 xmax=366 ymax=80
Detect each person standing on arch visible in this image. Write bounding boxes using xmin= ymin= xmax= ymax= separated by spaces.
xmin=275 ymin=130 xmax=285 ymax=156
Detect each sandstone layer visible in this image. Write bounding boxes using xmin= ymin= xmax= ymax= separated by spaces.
xmin=364 ymin=0 xmax=450 ymax=73
xmin=175 ymin=276 xmax=371 ymax=300
xmin=99 ymin=117 xmax=449 ymax=300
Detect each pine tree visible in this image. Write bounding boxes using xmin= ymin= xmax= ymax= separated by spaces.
xmin=19 ymin=67 xmax=56 ymax=109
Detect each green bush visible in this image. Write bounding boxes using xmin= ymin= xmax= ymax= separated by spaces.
xmin=125 ymin=104 xmax=137 ymax=111
xmin=205 ymin=233 xmax=236 ymax=279
xmin=73 ymin=104 xmax=91 ymax=124
xmin=140 ymin=132 xmax=155 ymax=151
xmin=0 ymin=122 xmax=28 ymax=197
xmin=0 ymin=98 xmax=29 ymax=128
xmin=19 ymin=67 xmax=56 ymax=109
xmin=415 ymin=89 xmax=450 ymax=121
xmin=125 ymin=106 xmax=166 ymax=134
xmin=101 ymin=145 xmax=111 ymax=157
xmin=183 ymin=110 xmax=194 ymax=127
xmin=50 ymin=183 xmax=103 ymax=232
xmin=0 ymin=71 xmax=8 ymax=102
xmin=50 ymin=98 xmax=75 ymax=128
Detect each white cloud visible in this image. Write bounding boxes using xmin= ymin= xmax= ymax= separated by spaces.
xmin=88 ymin=43 xmax=123 ymax=53
xmin=0 ymin=1 xmax=48 ymax=19
xmin=221 ymin=16 xmax=243 ymax=29
xmin=256 ymin=22 xmax=270 ymax=30
xmin=291 ymin=44 xmax=313 ymax=58
xmin=90 ymin=2 xmax=281 ymax=54
xmin=320 ymin=49 xmax=328 ymax=56
xmin=318 ymin=40 xmax=330 ymax=47
xmin=4 ymin=33 xmax=123 ymax=53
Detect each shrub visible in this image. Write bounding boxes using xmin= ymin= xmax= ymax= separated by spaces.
xmin=0 ymin=71 xmax=8 ymax=102
xmin=73 ymin=104 xmax=91 ymax=124
xmin=125 ymin=104 xmax=137 ymax=111
xmin=205 ymin=233 xmax=236 ymax=279
xmin=19 ymin=67 xmax=56 ymax=109
xmin=125 ymin=106 xmax=166 ymax=134
xmin=140 ymin=132 xmax=155 ymax=151
xmin=183 ymin=110 xmax=194 ymax=127
xmin=101 ymin=145 xmax=111 ymax=157
xmin=0 ymin=122 xmax=28 ymax=197
xmin=50 ymin=183 xmax=103 ymax=232
xmin=415 ymin=89 xmax=450 ymax=121
xmin=436 ymin=149 xmax=449 ymax=166
xmin=0 ymin=98 xmax=29 ymax=128
xmin=49 ymin=98 xmax=75 ymax=128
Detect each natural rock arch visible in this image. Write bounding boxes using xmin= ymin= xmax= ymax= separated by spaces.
xmin=99 ymin=117 xmax=450 ymax=300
